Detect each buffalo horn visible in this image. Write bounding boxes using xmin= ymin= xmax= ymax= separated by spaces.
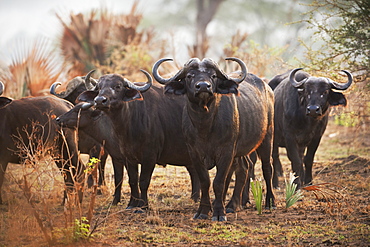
xmin=0 ymin=81 xmax=3 ymax=95
xmin=49 ymin=82 xmax=63 ymax=96
xmin=125 ymin=69 xmax=152 ymax=92
xmin=85 ymin=69 xmax=97 ymax=90
xmin=152 ymin=58 xmax=188 ymax=85
xmin=289 ymin=68 xmax=306 ymax=88
xmin=225 ymin=57 xmax=247 ymax=84
xmin=81 ymin=102 xmax=94 ymax=110
xmin=328 ymin=70 xmax=353 ymax=90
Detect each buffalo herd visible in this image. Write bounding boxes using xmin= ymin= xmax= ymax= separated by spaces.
xmin=0 ymin=57 xmax=352 ymax=221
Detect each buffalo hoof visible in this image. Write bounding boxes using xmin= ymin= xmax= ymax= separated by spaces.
xmin=191 ymin=194 xmax=200 ymax=203
xmin=212 ymin=215 xmax=227 ymax=222
xmin=112 ymin=199 xmax=120 ymax=206
xmin=265 ymin=204 xmax=277 ymax=210
xmin=193 ymin=213 xmax=208 ymax=220
xmin=134 ymin=209 xmax=145 ymax=213
xmin=126 ymin=206 xmax=145 ymax=213
xmin=225 ymin=207 xmax=235 ymax=214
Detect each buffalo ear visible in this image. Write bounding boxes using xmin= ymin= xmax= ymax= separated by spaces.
xmin=0 ymin=97 xmax=12 ymax=109
xmin=122 ymin=89 xmax=143 ymax=102
xmin=77 ymin=91 xmax=99 ymax=103
xmin=216 ymin=79 xmax=239 ymax=95
xmin=329 ymin=91 xmax=347 ymax=106
xmin=164 ymin=80 xmax=186 ymax=95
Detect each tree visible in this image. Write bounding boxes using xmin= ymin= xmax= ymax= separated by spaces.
xmin=301 ymin=0 xmax=370 ymax=131
xmin=301 ymin=0 xmax=370 ymax=81
xmin=190 ymin=0 xmax=224 ymax=58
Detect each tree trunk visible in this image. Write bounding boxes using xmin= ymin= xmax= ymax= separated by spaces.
xmin=194 ymin=0 xmax=224 ymax=58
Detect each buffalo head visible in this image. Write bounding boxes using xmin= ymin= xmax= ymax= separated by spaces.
xmin=50 ymin=70 xmax=98 ymax=104
xmin=152 ymin=57 xmax=247 ymax=111
xmin=56 ymin=102 xmax=103 ymax=129
xmin=77 ymin=70 xmax=152 ymax=110
xmin=289 ymin=68 xmax=352 ymax=118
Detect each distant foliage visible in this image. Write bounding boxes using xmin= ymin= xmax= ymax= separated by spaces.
xmin=1 ymin=3 xmax=168 ymax=97
xmin=222 ymin=30 xmax=288 ymax=79
xmin=301 ymin=0 xmax=370 ymax=81
xmin=300 ymin=0 xmax=370 ymax=129
xmin=57 ymin=3 xmax=167 ymax=80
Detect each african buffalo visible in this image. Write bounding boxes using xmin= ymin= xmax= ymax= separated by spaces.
xmin=77 ymin=70 xmax=201 ymax=209
xmin=152 ymin=57 xmax=275 ymax=221
xmin=55 ymin=102 xmax=125 ymax=205
xmin=269 ymin=68 xmax=352 ymax=188
xmin=50 ymin=73 xmax=109 ymax=190
xmin=0 ymin=81 xmax=85 ymax=204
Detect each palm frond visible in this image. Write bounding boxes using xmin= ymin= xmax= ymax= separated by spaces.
xmin=3 ymin=38 xmax=61 ymax=98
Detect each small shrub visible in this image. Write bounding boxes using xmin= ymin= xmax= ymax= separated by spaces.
xmin=334 ymin=111 xmax=359 ymax=127
xmin=73 ymin=217 xmax=90 ymax=241
xmin=285 ymin=173 xmax=304 ymax=209
xmin=250 ymin=179 xmax=263 ymax=215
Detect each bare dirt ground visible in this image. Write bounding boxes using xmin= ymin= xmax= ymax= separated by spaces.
xmin=0 ymin=120 xmax=369 ymax=246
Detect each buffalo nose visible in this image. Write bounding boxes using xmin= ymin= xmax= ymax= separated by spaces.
xmin=306 ymin=105 xmax=322 ymax=116
xmin=195 ymin=81 xmax=211 ymax=91
xmin=95 ymin=96 xmax=108 ymax=106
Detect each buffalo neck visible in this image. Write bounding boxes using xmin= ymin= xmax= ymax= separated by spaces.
xmin=185 ymin=94 xmax=220 ymax=126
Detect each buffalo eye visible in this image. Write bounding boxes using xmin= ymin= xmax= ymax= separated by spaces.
xmin=114 ymin=85 xmax=122 ymax=91
xmin=186 ymin=73 xmax=194 ymax=80
xmin=320 ymin=90 xmax=329 ymax=98
xmin=211 ymin=74 xmax=217 ymax=80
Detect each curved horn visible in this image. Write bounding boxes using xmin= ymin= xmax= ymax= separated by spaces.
xmin=0 ymin=81 xmax=4 ymax=95
xmin=225 ymin=57 xmax=247 ymax=83
xmin=125 ymin=69 xmax=153 ymax=92
xmin=50 ymin=82 xmax=63 ymax=96
xmin=152 ymin=58 xmax=189 ymax=85
xmin=81 ymin=102 xmax=94 ymax=110
xmin=152 ymin=58 xmax=174 ymax=84
xmin=84 ymin=69 xmax=97 ymax=90
xmin=328 ymin=70 xmax=353 ymax=90
xmin=289 ymin=68 xmax=305 ymax=88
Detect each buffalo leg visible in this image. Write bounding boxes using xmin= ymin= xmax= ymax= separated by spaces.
xmin=224 ymin=160 xmax=236 ymax=203
xmin=87 ymin=146 xmax=108 ymax=190
xmin=272 ymin=143 xmax=283 ymax=188
xmin=226 ymin=157 xmax=248 ymax=213
xmin=138 ymin=162 xmax=156 ymax=209
xmin=256 ymin=131 xmax=276 ymax=209
xmin=185 ymin=165 xmax=200 ymax=202
xmin=111 ymin=158 xmax=125 ymax=205
xmin=304 ymin=135 xmax=322 ymax=185
xmin=242 ymin=152 xmax=256 ymax=206
xmin=0 ymin=162 xmax=9 ymax=204
xmin=98 ymin=152 xmax=108 ymax=187
xmin=212 ymin=154 xmax=235 ymax=221
xmin=285 ymin=135 xmax=305 ymax=189
xmin=193 ymin=161 xmax=212 ymax=220
xmin=126 ymin=163 xmax=140 ymax=209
